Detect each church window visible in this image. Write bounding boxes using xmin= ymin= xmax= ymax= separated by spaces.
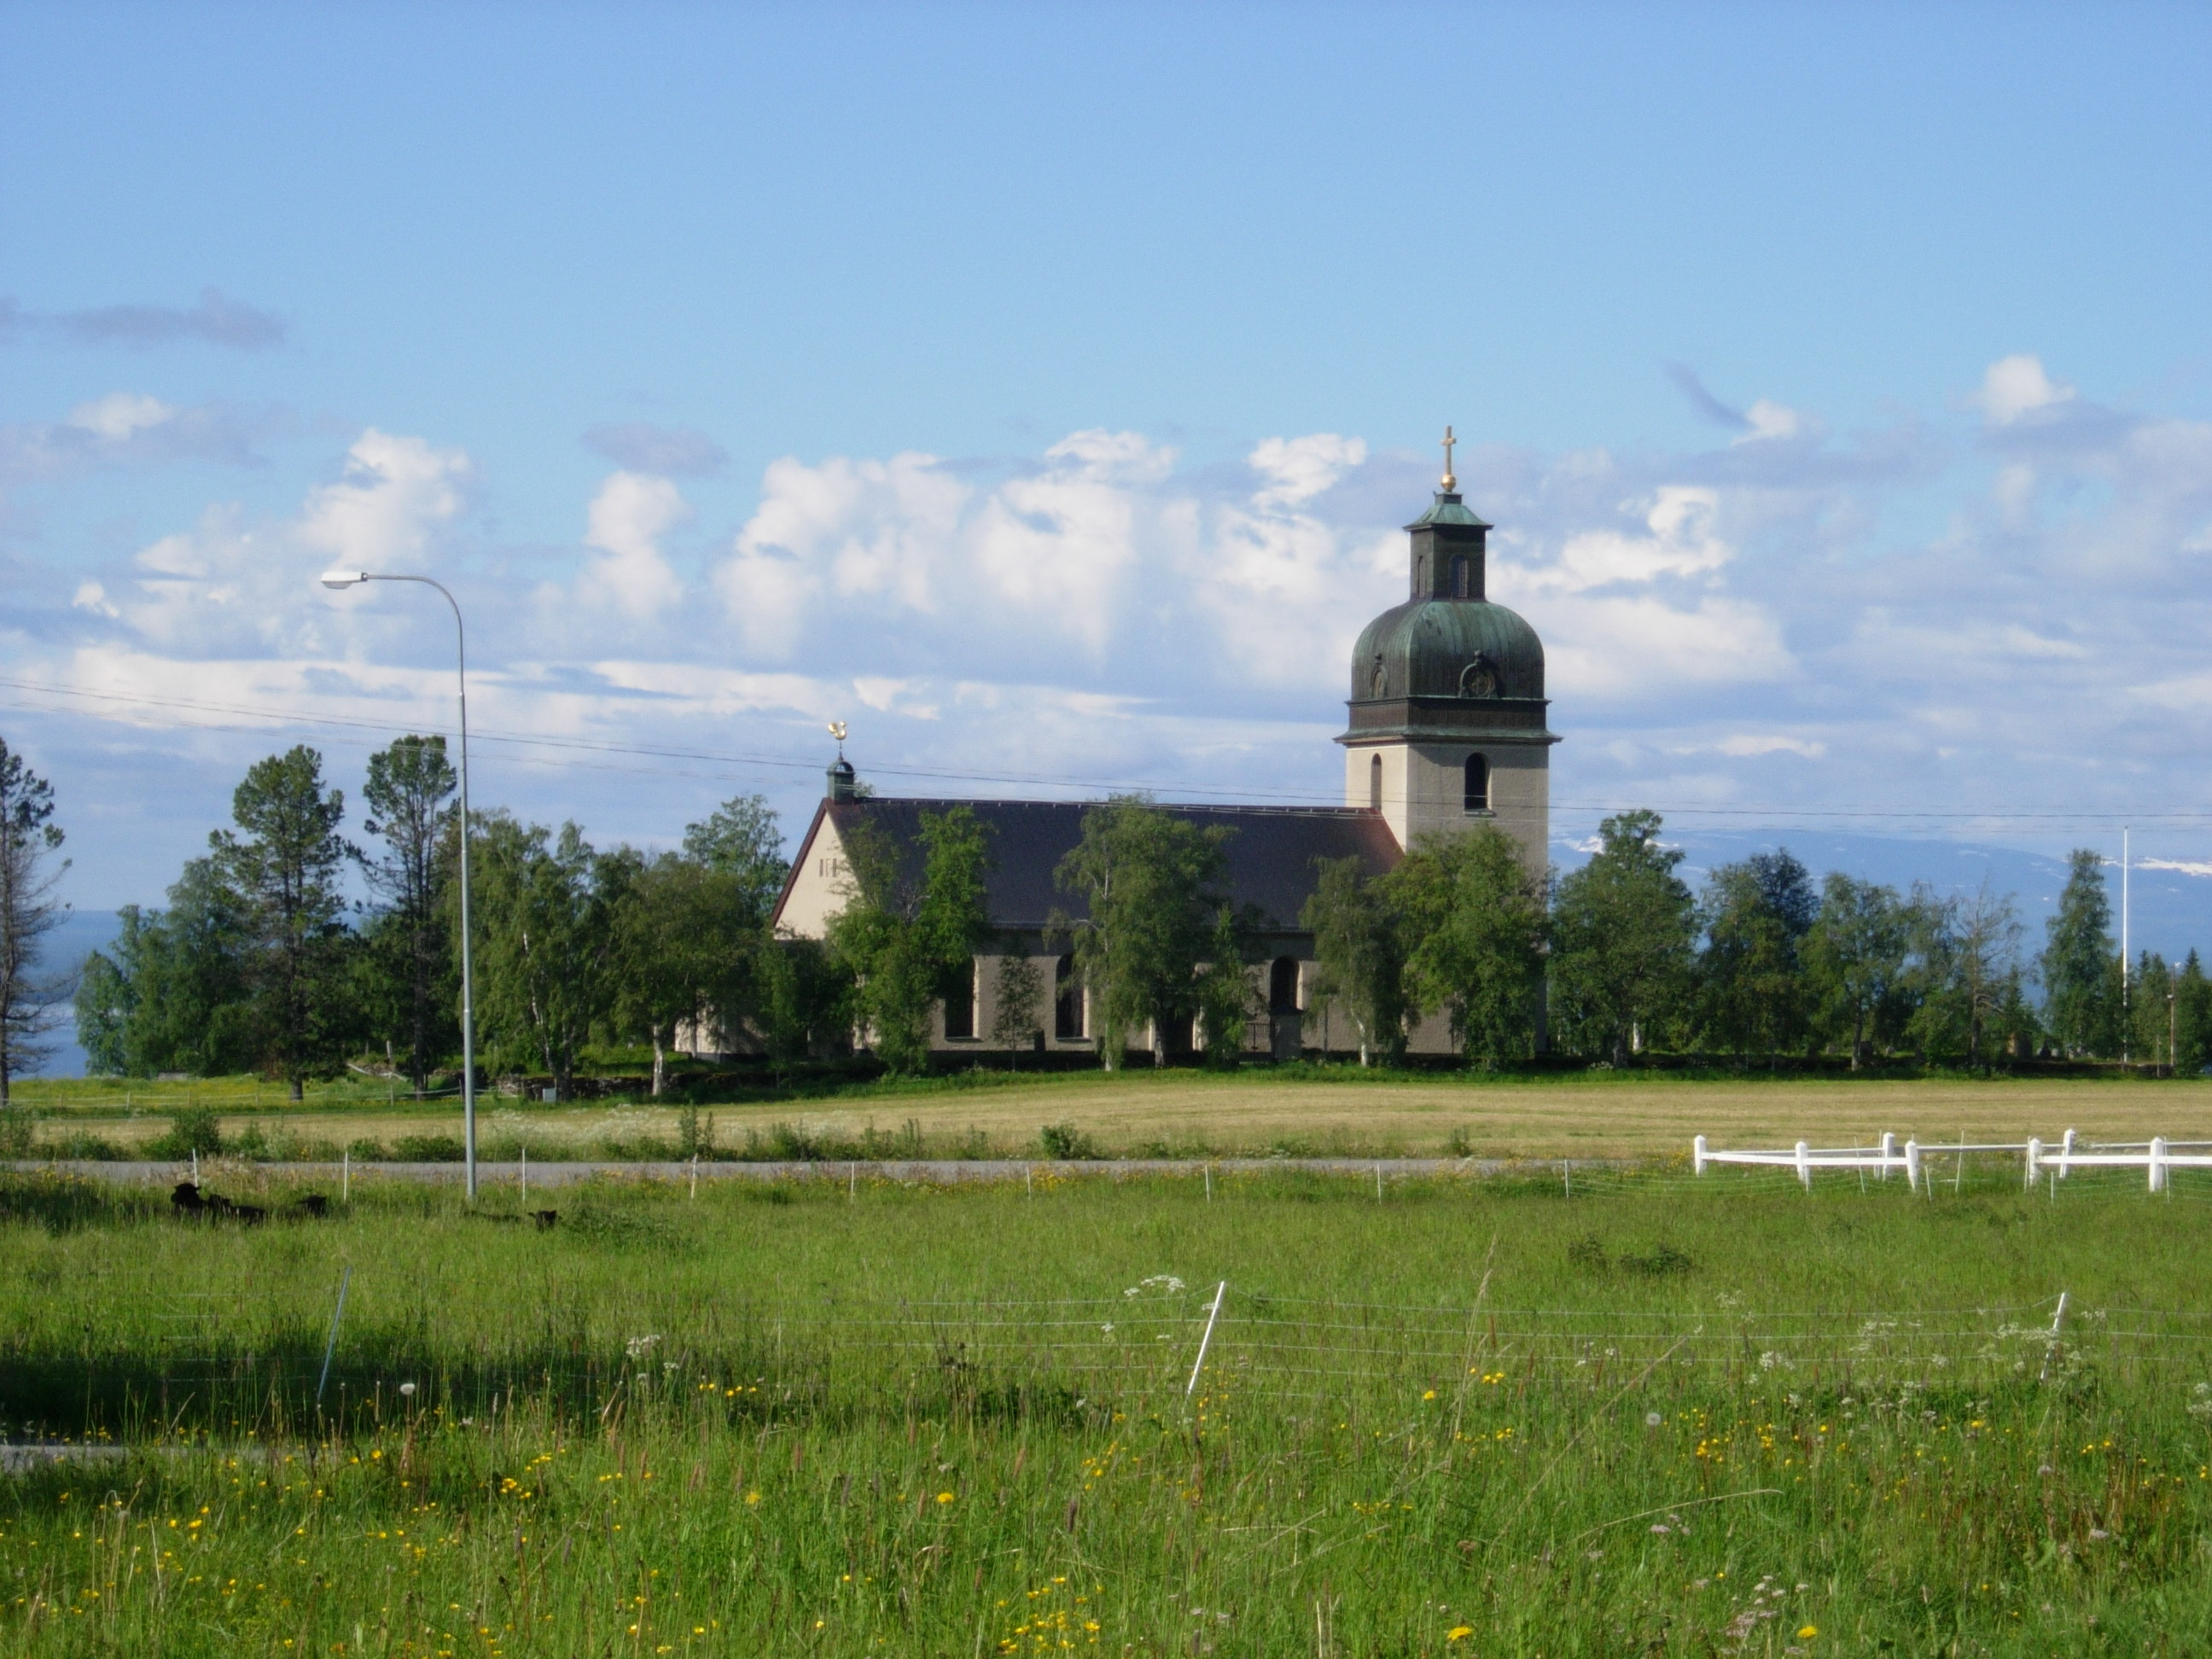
xmin=1368 ymin=754 xmax=1382 ymax=810
xmin=1269 ymin=956 xmax=1301 ymax=1016
xmin=942 ymin=958 xmax=977 ymax=1039
xmin=1464 ymin=754 xmax=1490 ymax=812
xmin=1368 ymin=656 xmax=1386 ymax=698
xmin=1054 ymin=955 xmax=1085 ymax=1040
xmin=1450 ymin=554 xmax=1470 ymax=599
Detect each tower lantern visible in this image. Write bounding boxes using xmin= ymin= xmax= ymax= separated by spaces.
xmin=1336 ymin=430 xmax=1557 ymax=869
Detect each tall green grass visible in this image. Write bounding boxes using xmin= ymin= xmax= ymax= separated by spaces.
xmin=4 ymin=1167 xmax=2212 ymax=1653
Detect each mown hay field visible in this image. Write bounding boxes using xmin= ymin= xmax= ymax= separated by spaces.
xmin=16 ymin=1069 xmax=2212 ymax=1161
xmin=6 ymin=1162 xmax=2212 ymax=1653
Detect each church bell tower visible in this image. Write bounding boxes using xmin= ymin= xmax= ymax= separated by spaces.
xmin=1336 ymin=428 xmax=1557 ymax=871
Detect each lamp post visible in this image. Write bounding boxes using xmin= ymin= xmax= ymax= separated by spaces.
xmin=320 ymin=570 xmax=478 ymax=1200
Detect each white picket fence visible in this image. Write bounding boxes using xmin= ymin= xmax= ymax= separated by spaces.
xmin=1692 ymin=1131 xmax=2212 ymax=1192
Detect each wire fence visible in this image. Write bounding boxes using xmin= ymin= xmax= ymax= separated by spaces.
xmin=16 ymin=1271 xmax=2212 ymax=1444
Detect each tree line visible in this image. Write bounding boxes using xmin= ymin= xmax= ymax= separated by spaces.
xmin=1303 ymin=810 xmax=2212 ymax=1070
xmin=4 ymin=730 xmax=2209 ymax=1093
xmin=68 ymin=740 xmax=790 ymax=1099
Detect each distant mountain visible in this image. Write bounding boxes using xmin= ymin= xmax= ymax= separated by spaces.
xmin=1558 ymin=830 xmax=2212 ymax=969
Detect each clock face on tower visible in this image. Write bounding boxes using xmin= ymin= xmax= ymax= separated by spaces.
xmin=1459 ymin=655 xmax=1499 ymax=699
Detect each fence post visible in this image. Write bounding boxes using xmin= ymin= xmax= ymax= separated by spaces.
xmin=341 ymin=1147 xmax=349 ymax=1204
xmin=1905 ymin=1138 xmax=1921 ymax=1193
xmin=1794 ymin=1140 xmax=1812 ymax=1190
xmin=317 ymin=1264 xmax=352 ymax=1406
xmin=2150 ymin=1136 xmax=2168 ymax=1194
xmin=1186 ymin=1280 xmax=1228 ymax=1399
xmin=2059 ymin=1128 xmax=2076 ymax=1179
xmin=1692 ymin=1135 xmax=1708 ymax=1177
xmin=520 ymin=1147 xmax=527 ymax=1203
xmin=2040 ymin=1290 xmax=2069 ymax=1383
xmin=1879 ymin=1131 xmax=1895 ymax=1180
xmin=2024 ymin=1138 xmax=2042 ymax=1191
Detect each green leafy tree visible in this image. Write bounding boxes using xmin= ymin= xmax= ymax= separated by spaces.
xmin=359 ymin=735 xmax=458 ymax=1095
xmin=208 ymin=747 xmax=358 ymax=1099
xmin=681 ymin=794 xmax=790 ymax=924
xmin=760 ymin=936 xmax=851 ymax=1064
xmin=1052 ymin=798 xmax=1243 ymax=1070
xmin=1299 ymin=856 xmax=1407 ymax=1067
xmin=73 ymin=862 xmax=259 ymax=1078
xmin=1909 ymin=879 xmax=2027 ymax=1067
xmin=1549 ymin=810 xmax=1696 ymax=1066
xmin=826 ymin=808 xmax=995 ymax=1073
xmin=1388 ymin=827 xmax=1547 ymax=1066
xmin=614 ymin=853 xmax=765 ymax=1095
xmin=989 ymin=952 xmax=1045 ymax=1064
xmin=2040 ymin=849 xmax=2120 ymax=1057
xmin=1803 ymin=873 xmax=1912 ymax=1066
xmin=474 ymin=817 xmax=633 ymax=1101
xmin=1697 ymin=850 xmax=1818 ymax=1064
xmin=0 ymin=738 xmax=71 ymax=1109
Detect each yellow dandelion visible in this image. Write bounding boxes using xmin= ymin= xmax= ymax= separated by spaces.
xmin=744 ymin=1491 xmax=761 ymax=1505
xmin=1447 ymin=1627 xmax=1474 ymax=1642
xmin=1798 ymin=1626 xmax=1818 ymax=1639
xmin=937 ymin=1491 xmax=956 ymax=1505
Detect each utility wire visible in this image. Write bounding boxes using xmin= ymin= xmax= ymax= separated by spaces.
xmin=6 ymin=672 xmax=2212 ymax=825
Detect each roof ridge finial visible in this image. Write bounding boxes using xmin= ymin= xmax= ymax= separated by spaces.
xmin=1440 ymin=424 xmax=1458 ymax=493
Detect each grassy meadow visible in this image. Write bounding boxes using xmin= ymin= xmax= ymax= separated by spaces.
xmin=6 ymin=1163 xmax=2212 ymax=1653
xmin=12 ymin=1066 xmax=2212 ymax=1161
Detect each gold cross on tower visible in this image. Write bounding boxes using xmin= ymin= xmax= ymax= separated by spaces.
xmin=1440 ymin=425 xmax=1458 ymax=492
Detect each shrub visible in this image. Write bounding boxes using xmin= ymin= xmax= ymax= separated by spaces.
xmin=1039 ymin=1123 xmax=1099 ymax=1161
xmin=345 ymin=1138 xmax=387 ymax=1161
xmin=145 ymin=1108 xmax=224 ymax=1160
xmin=393 ymin=1134 xmax=467 ymax=1163
xmin=0 ymin=1109 xmax=36 ymax=1159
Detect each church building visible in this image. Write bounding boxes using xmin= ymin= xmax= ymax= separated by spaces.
xmin=768 ymin=439 xmax=1557 ymax=1060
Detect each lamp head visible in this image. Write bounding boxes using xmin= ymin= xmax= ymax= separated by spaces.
xmin=319 ymin=571 xmax=369 ymax=590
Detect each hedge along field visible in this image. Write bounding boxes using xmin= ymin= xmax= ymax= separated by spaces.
xmin=7 ymin=1170 xmax=2212 ymax=1655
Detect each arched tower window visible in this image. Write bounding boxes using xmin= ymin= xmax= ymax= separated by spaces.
xmin=1464 ymin=754 xmax=1490 ymax=812
xmin=1369 ymin=754 xmax=1382 ymax=810
xmin=1269 ymin=956 xmax=1301 ymax=1016
xmin=1054 ymin=955 xmax=1085 ymax=1040
xmin=1450 ymin=554 xmax=1470 ymax=599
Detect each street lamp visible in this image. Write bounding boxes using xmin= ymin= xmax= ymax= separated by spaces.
xmin=320 ymin=570 xmax=479 ymax=1201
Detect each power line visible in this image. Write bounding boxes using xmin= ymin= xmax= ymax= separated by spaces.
xmin=5 ymin=672 xmax=2211 ymax=827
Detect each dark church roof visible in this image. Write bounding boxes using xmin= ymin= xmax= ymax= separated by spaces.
xmin=790 ymin=797 xmax=1400 ymax=933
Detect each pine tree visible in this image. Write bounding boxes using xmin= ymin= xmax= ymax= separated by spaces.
xmin=2040 ymin=849 xmax=2120 ymax=1057
xmin=207 ymin=747 xmax=358 ymax=1099
xmin=0 ymin=737 xmax=70 ymax=1109
xmin=360 ymin=735 xmax=457 ymax=1096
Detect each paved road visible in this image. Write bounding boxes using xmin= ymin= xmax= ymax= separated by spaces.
xmin=4 ymin=1155 xmax=1622 ymax=1187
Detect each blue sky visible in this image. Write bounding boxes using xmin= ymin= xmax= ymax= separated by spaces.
xmin=5 ymin=1 xmax=2212 ymax=923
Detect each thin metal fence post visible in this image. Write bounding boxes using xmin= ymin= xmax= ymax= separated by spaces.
xmin=1204 ymin=1164 xmax=1212 ymax=1202
xmin=1186 ymin=1280 xmax=1227 ymax=1399
xmin=690 ymin=1153 xmax=699 ymax=1202
xmin=317 ymin=1265 xmax=352 ymax=1406
xmin=520 ymin=1147 xmax=527 ymax=1203
xmin=341 ymin=1148 xmax=349 ymax=1204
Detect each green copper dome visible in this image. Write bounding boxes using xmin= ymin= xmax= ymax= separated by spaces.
xmin=1349 ymin=597 xmax=1545 ymax=702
